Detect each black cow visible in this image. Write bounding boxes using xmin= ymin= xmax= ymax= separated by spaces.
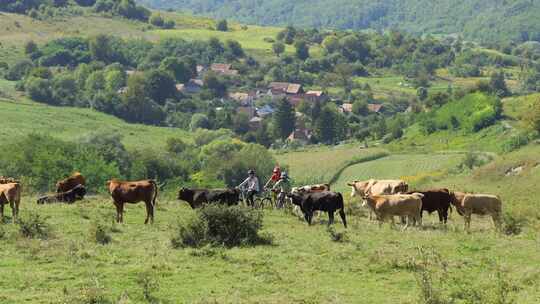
xmin=407 ymin=188 xmax=452 ymax=224
xmin=178 ymin=188 xmax=240 ymax=209
xmin=37 ymin=184 xmax=87 ymax=205
xmin=287 ymin=191 xmax=347 ymax=228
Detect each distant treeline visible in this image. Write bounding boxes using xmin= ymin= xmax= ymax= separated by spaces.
xmin=139 ymin=0 xmax=540 ymax=44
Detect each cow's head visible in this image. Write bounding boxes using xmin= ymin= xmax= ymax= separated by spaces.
xmin=348 ymin=181 xmax=369 ymax=198
xmin=286 ymin=192 xmax=303 ymax=206
xmin=72 ymin=184 xmax=87 ymax=199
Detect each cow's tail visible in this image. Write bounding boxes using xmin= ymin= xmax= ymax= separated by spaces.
xmin=337 ymin=192 xmax=347 ymax=228
xmin=149 ymin=180 xmax=158 ymax=207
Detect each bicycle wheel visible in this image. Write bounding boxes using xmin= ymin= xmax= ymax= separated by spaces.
xmin=259 ymin=197 xmax=273 ymax=209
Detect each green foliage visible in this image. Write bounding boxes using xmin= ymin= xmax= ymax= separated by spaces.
xmin=171 ymin=205 xmax=270 ymax=248
xmin=17 ymin=212 xmax=51 ymax=240
xmin=5 ymin=59 xmax=33 ymax=81
xmin=523 ymin=98 xmax=540 ymax=133
xmin=294 ymin=40 xmax=309 ymax=60
xmin=502 ymin=213 xmax=526 ymax=236
xmin=216 ymin=19 xmax=228 ymax=31
xmin=151 ymin=0 xmax=540 ymax=43
xmin=90 ymin=221 xmax=112 ymax=245
xmin=272 ymin=41 xmax=285 ymax=57
xmin=273 ymin=98 xmax=296 ymax=140
xmin=0 ymin=134 xmax=120 ymax=192
xmin=190 ymin=113 xmax=210 ymax=131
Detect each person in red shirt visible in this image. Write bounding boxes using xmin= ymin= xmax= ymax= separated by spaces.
xmin=264 ymin=166 xmax=281 ymax=201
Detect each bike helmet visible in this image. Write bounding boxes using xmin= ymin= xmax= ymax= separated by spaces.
xmin=281 ymin=172 xmax=288 ymax=179
xmin=248 ymin=169 xmax=255 ymax=175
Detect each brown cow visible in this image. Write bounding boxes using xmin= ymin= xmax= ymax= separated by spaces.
xmin=451 ymin=192 xmax=502 ymax=231
xmin=0 ymin=183 xmax=21 ymax=223
xmin=107 ymin=179 xmax=158 ymax=224
xmin=362 ymin=193 xmax=423 ymax=229
xmin=56 ymin=172 xmax=86 ymax=193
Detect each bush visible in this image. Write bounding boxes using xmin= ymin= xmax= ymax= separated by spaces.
xmin=327 ymin=226 xmax=348 ymax=243
xmin=171 ymin=205 xmax=271 ymax=248
xmin=17 ymin=212 xmax=51 ymax=239
xmin=501 ymin=133 xmax=531 ymax=153
xmin=502 ymin=213 xmax=526 ymax=236
xmin=90 ymin=221 xmax=112 ymax=245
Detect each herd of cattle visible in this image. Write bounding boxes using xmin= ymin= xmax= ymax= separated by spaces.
xmin=0 ymin=173 xmax=503 ymax=232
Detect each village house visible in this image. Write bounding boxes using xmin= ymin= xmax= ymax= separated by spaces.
xmin=367 ymin=103 xmax=384 ymax=113
xmin=210 ymin=63 xmax=239 ymax=76
xmin=256 ymin=105 xmax=275 ymax=118
xmin=304 ymin=90 xmax=328 ymax=103
xmin=268 ymin=82 xmax=303 ymax=96
xmin=177 ymin=79 xmax=204 ymax=94
xmin=249 ymin=117 xmax=263 ymax=130
xmin=340 ymin=103 xmax=353 ymax=114
xmin=229 ymin=92 xmax=254 ymax=106
xmin=287 ymin=128 xmax=312 ymax=145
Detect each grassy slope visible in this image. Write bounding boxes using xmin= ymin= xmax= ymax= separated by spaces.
xmin=0 ymin=98 xmax=190 ymax=149
xmin=333 ymin=153 xmax=463 ymax=194
xmin=276 ymin=145 xmax=386 ymax=185
xmin=1 ymin=196 xmax=539 ymax=303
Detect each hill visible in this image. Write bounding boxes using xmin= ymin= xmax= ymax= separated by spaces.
xmin=0 ymin=95 xmax=190 ymax=150
xmin=138 ymin=0 xmax=540 ymax=43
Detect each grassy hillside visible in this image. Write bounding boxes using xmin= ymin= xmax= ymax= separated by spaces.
xmin=333 ymin=153 xmax=464 ymax=193
xmin=0 ymin=97 xmax=190 ymax=150
xmin=139 ymin=0 xmax=540 ymax=43
xmin=276 ymin=145 xmax=387 ymax=185
xmin=1 ymin=193 xmax=539 ymax=303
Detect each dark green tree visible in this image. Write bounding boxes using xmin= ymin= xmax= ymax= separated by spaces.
xmin=273 ymin=98 xmax=296 ymax=140
xmin=144 ymin=69 xmax=177 ymax=105
xmin=294 ymin=40 xmax=309 ymax=61
xmin=216 ymin=19 xmax=228 ymax=31
xmin=272 ymin=42 xmax=285 ymax=57
xmin=489 ymin=70 xmax=509 ymax=97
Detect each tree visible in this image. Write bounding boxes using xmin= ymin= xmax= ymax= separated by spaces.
xmin=89 ymin=34 xmax=112 ymax=62
xmin=233 ymin=113 xmax=250 ymax=134
xmin=26 ymin=77 xmax=53 ymax=104
xmin=24 ymin=40 xmax=38 ymax=55
xmin=149 ymin=13 xmax=164 ymax=27
xmin=315 ymin=105 xmax=337 ymax=144
xmin=272 ymin=42 xmax=285 ymax=57
xmin=120 ymin=74 xmax=165 ymax=124
xmin=524 ymin=99 xmax=540 ymax=133
xmin=52 ymin=73 xmax=78 ymax=106
xmin=166 ymin=138 xmax=188 ymax=154
xmin=216 ymin=19 xmax=228 ymax=31
xmin=160 ymin=57 xmax=193 ymax=83
xmin=352 ymin=100 xmax=369 ymax=116
xmin=322 ymin=35 xmax=340 ymax=54
xmin=105 ymin=69 xmax=126 ymax=92
xmin=294 ymin=40 xmax=309 ymax=61
xmin=273 ymin=98 xmax=296 ymax=140
xmin=5 ymin=59 xmax=33 ymax=81
xmin=190 ymin=114 xmax=210 ymax=131
xmin=225 ymin=40 xmax=245 ymax=58
xmin=144 ymin=69 xmax=177 ymax=105
xmin=417 ymin=87 xmax=428 ymax=101
xmin=203 ymin=73 xmax=227 ymax=98
xmin=489 ymin=70 xmax=509 ymax=97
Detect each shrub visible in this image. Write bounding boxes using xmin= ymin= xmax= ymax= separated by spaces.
xmin=171 ymin=205 xmax=271 ymax=248
xmin=17 ymin=212 xmax=51 ymax=239
xmin=502 ymin=213 xmax=526 ymax=236
xmin=136 ymin=270 xmax=160 ymax=303
xmin=90 ymin=221 xmax=112 ymax=245
xmin=216 ymin=19 xmax=228 ymax=31
xmin=501 ymin=133 xmax=530 ymax=153
xmin=326 ymin=226 xmax=348 ymax=243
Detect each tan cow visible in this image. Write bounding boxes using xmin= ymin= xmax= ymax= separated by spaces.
xmin=362 ymin=193 xmax=423 ymax=229
xmin=451 ymin=192 xmax=502 ymax=231
xmin=107 ymin=179 xmax=158 ymax=224
xmin=0 ymin=182 xmax=21 ymax=223
xmin=56 ymin=172 xmax=86 ymax=193
xmin=348 ymin=179 xmax=408 ymax=219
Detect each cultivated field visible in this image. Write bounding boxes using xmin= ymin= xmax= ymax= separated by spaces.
xmin=0 ymin=98 xmax=191 ymax=149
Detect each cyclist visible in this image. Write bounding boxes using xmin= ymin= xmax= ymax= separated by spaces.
xmin=264 ymin=166 xmax=281 ymax=202
xmin=272 ymin=171 xmax=292 ymax=209
xmin=238 ymin=169 xmax=259 ymax=207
